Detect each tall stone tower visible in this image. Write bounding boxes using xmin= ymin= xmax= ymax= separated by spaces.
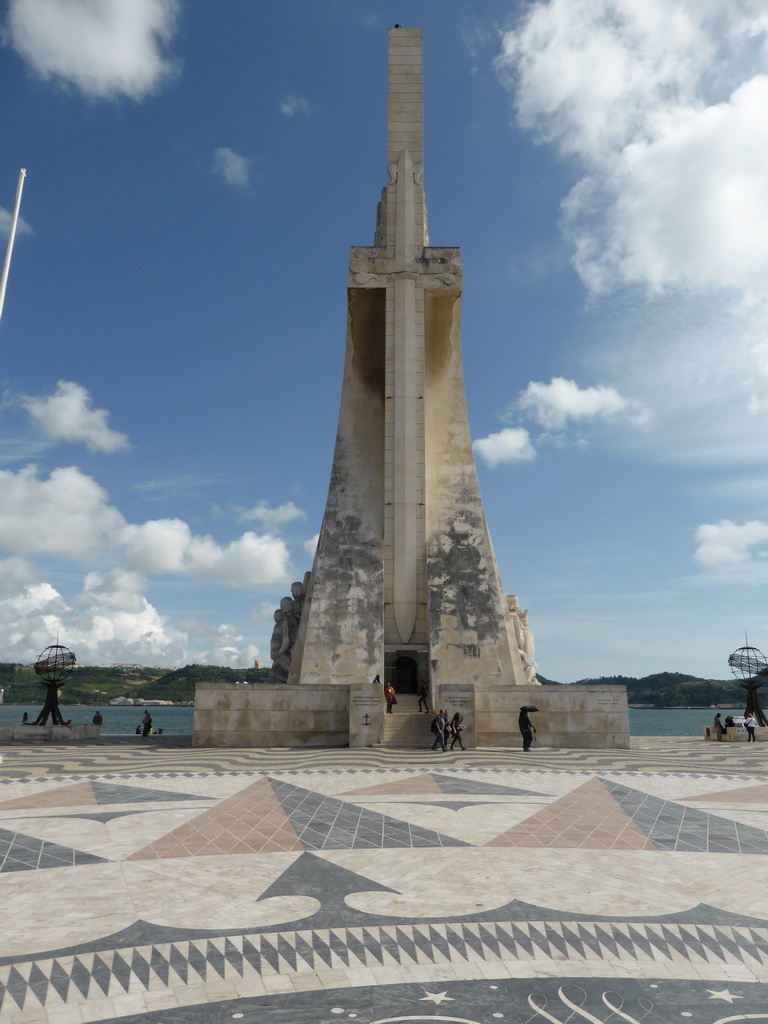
xmin=289 ymin=27 xmax=530 ymax=697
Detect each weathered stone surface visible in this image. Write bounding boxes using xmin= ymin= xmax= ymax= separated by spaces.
xmin=475 ymin=685 xmax=630 ymax=750
xmin=348 ymin=682 xmax=384 ymax=747
xmin=193 ymin=683 xmax=349 ymax=747
xmin=291 ymin=27 xmax=530 ymax=703
xmin=0 ymin=724 xmax=101 ymax=743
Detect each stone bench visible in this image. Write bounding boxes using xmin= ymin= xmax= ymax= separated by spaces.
xmin=0 ymin=724 xmax=101 ymax=743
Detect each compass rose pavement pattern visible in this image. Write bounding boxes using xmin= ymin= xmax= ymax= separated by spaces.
xmin=1 ymin=741 xmax=767 ymax=1023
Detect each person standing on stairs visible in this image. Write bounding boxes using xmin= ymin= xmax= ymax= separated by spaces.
xmin=417 ymin=678 xmax=430 ymax=712
xmin=384 ymin=681 xmax=396 ymax=713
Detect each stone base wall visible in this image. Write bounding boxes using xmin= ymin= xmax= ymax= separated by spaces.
xmin=192 ymin=682 xmax=629 ymax=750
xmin=704 ymin=725 xmax=767 ymax=742
xmin=193 ymin=684 xmax=349 ymax=747
xmin=0 ymin=724 xmax=101 ymax=743
xmin=475 ymin=685 xmax=630 ymax=750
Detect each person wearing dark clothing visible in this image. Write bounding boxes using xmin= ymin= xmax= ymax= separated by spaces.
xmin=519 ymin=707 xmax=536 ymax=751
xmin=92 ymin=711 xmax=103 ymax=726
xmin=449 ymin=712 xmax=465 ymax=750
xmin=142 ymin=711 xmax=152 ymax=737
xmin=431 ymin=710 xmax=447 ymax=752
xmin=417 ymin=680 xmax=430 ymax=713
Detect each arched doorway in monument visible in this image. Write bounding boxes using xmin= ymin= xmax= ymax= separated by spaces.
xmin=385 ymin=649 xmax=429 ymax=695
xmin=395 ymin=656 xmax=418 ymax=694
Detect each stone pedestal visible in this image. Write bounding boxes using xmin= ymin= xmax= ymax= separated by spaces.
xmin=0 ymin=724 xmax=101 ymax=743
xmin=193 ymin=683 xmax=349 ymax=747
xmin=475 ymin=685 xmax=629 ymax=750
xmin=437 ymin=683 xmax=476 ymax=748
xmin=349 ymin=683 xmax=384 ymax=747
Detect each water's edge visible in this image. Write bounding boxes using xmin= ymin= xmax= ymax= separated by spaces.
xmin=0 ymin=703 xmax=749 ymax=738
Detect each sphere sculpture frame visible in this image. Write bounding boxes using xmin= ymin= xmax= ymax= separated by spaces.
xmin=728 ymin=646 xmax=768 ymax=680
xmin=32 ymin=644 xmax=76 ymax=726
xmin=727 ymin=645 xmax=768 ymax=728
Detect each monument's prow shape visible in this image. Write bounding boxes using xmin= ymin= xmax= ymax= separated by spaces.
xmin=289 ymin=27 xmax=531 ymax=700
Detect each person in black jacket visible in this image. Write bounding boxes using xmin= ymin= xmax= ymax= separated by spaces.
xmin=449 ymin=712 xmax=465 ymax=750
xmin=519 ymin=707 xmax=536 ymax=751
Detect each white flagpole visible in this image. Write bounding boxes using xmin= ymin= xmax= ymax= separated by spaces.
xmin=0 ymin=168 xmax=27 ymax=324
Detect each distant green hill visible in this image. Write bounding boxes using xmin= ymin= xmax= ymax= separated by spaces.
xmin=0 ymin=663 xmax=270 ymax=705
xmin=0 ymin=663 xmax=746 ymax=708
xmin=564 ymin=671 xmax=744 ymax=708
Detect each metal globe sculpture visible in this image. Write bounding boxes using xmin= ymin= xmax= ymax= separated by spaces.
xmin=728 ymin=646 xmax=767 ymax=680
xmin=32 ymin=644 xmax=76 ymax=726
xmin=727 ymin=644 xmax=768 ymax=728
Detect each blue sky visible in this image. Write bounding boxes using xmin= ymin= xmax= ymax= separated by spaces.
xmin=2 ymin=0 xmax=768 ymax=682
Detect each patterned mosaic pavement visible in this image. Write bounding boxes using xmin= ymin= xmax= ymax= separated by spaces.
xmin=1 ymin=739 xmax=767 ymax=1023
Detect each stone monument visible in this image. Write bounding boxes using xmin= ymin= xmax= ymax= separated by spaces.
xmin=287 ymin=27 xmax=531 ymax=700
xmin=195 ymin=28 xmax=629 ymax=751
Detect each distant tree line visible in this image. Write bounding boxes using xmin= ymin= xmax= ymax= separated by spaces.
xmin=0 ymin=663 xmax=746 ymax=708
xmin=563 ymin=671 xmax=745 ymax=708
xmin=0 ymin=663 xmax=270 ymax=705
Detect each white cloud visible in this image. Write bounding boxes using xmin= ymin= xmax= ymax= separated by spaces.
xmin=694 ymin=519 xmax=768 ymax=565
xmin=121 ymin=519 xmax=290 ymax=585
xmin=0 ymin=559 xmax=236 ymax=666
xmin=0 ymin=208 xmax=32 ymax=239
xmin=304 ymin=533 xmax=319 ymax=558
xmin=5 ymin=0 xmax=180 ymax=101
xmin=280 ymin=94 xmax=310 ymax=117
xmin=495 ymin=1 xmax=768 ymax=463
xmin=473 ymin=427 xmax=537 ymax=468
xmin=0 ymin=464 xmax=291 ymax=586
xmin=0 ymin=464 xmax=125 ymax=557
xmin=237 ymin=500 xmax=306 ymax=529
xmin=212 ymin=147 xmax=252 ymax=188
xmin=516 ymin=377 xmax=650 ymax=431
xmin=497 ymin=0 xmax=768 ymax=297
xmin=21 ymin=380 xmax=130 ymax=452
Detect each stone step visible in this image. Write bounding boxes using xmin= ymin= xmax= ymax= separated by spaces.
xmin=382 ymin=711 xmax=434 ymax=747
xmin=386 ymin=694 xmax=430 ymax=715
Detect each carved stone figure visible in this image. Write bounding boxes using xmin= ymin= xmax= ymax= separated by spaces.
xmin=267 ymin=610 xmax=292 ymax=684
xmin=506 ymin=595 xmax=538 ymax=684
xmin=267 ymin=573 xmax=312 ymax=683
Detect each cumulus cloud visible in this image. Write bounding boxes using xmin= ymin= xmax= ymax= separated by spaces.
xmin=516 ymin=377 xmax=650 ymax=430
xmin=121 ymin=519 xmax=290 ymax=585
xmin=5 ymin=0 xmax=180 ymax=101
xmin=0 ymin=560 xmax=260 ymax=666
xmin=280 ymin=94 xmax=310 ymax=117
xmin=21 ymin=380 xmax=130 ymax=452
xmin=0 ymin=464 xmax=125 ymax=557
xmin=694 ymin=519 xmax=768 ymax=565
xmin=495 ymin=0 xmax=768 ymax=461
xmin=497 ymin=0 xmax=768 ymax=297
xmin=212 ymin=147 xmax=252 ymax=188
xmin=237 ymin=501 xmax=306 ymax=530
xmin=0 ymin=464 xmax=291 ymax=586
xmin=473 ymin=427 xmax=537 ymax=468
xmin=304 ymin=533 xmax=319 ymax=558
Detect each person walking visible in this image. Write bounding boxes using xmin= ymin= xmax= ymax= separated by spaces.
xmin=449 ymin=711 xmax=465 ymax=750
xmin=430 ymin=709 xmax=447 ymax=752
xmin=417 ymin=679 xmax=430 ymax=713
xmin=519 ymin=706 xmax=536 ymax=752
xmin=744 ymin=712 xmax=757 ymax=742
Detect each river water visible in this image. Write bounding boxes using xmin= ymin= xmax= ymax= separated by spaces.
xmin=0 ymin=703 xmax=750 ymax=738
